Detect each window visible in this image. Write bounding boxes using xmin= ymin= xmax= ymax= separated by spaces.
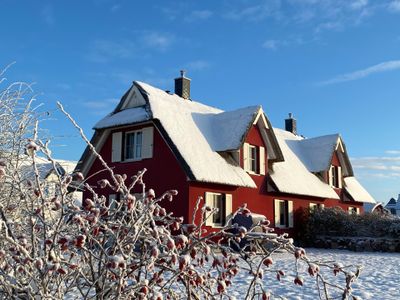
xmin=111 ymin=127 xmax=153 ymax=163
xmin=274 ymin=199 xmax=293 ymax=228
xmin=249 ymin=145 xmax=258 ymax=173
xmin=125 ymin=131 xmax=143 ymax=160
xmin=243 ymin=143 xmax=265 ymax=175
xmin=328 ymin=165 xmax=342 ymax=188
xmin=204 ymin=192 xmax=232 ymax=227
xmin=348 ymin=206 xmax=360 ymax=215
xmin=309 ymin=203 xmax=325 ymax=210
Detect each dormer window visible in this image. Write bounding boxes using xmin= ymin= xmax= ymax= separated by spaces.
xmin=243 ymin=143 xmax=265 ymax=175
xmin=249 ymin=145 xmax=258 ymax=173
xmin=328 ymin=165 xmax=342 ymax=188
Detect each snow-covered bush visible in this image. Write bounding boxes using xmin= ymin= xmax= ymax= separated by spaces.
xmin=0 ymin=72 xmax=362 ymax=299
xmin=300 ymin=206 xmax=400 ymax=244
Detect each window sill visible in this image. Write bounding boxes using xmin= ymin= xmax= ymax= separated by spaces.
xmin=246 ymin=170 xmax=262 ymax=176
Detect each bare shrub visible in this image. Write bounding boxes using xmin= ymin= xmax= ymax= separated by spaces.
xmin=0 ymin=72 xmax=362 ymax=299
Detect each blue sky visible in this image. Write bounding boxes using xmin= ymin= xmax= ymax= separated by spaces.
xmin=1 ymin=0 xmax=400 ymax=203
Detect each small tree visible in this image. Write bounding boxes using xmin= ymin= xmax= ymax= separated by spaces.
xmin=0 ymin=71 xmax=362 ymax=299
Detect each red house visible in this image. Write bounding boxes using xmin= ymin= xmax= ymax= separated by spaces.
xmin=75 ymin=73 xmax=375 ymax=235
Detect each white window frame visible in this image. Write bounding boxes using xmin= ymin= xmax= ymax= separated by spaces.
xmin=328 ymin=165 xmax=342 ymax=188
xmin=274 ymin=199 xmax=294 ymax=229
xmin=124 ymin=130 xmax=143 ymax=161
xmin=112 ymin=127 xmax=153 ymax=163
xmin=204 ymin=192 xmax=232 ymax=228
xmin=309 ymin=203 xmax=325 ymax=210
xmin=348 ymin=206 xmax=360 ymax=215
xmin=249 ymin=145 xmax=258 ymax=173
xmin=243 ymin=143 xmax=265 ymax=175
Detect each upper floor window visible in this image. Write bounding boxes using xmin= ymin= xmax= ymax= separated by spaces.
xmin=328 ymin=165 xmax=342 ymax=188
xmin=243 ymin=143 xmax=265 ymax=175
xmin=111 ymin=127 xmax=154 ymax=163
xmin=125 ymin=131 xmax=143 ymax=160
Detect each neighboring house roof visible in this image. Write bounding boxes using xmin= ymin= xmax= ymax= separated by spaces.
xmin=343 ymin=176 xmax=376 ymax=203
xmin=18 ymin=156 xmax=77 ymax=182
xmin=269 ymin=129 xmax=340 ymax=199
xmin=387 ymin=198 xmax=397 ymax=206
xmin=385 ymin=195 xmax=400 ymax=209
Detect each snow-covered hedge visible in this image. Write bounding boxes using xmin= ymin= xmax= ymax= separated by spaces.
xmin=300 ymin=207 xmax=400 ymax=245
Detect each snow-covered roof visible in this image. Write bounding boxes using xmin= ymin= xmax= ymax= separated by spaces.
xmin=82 ymin=80 xmax=371 ymax=199
xmin=19 ymin=156 xmax=77 ymax=182
xmin=200 ymin=106 xmax=261 ymax=151
xmin=95 ymin=107 xmax=149 ymax=129
xmin=297 ymin=134 xmax=340 ymax=172
xmin=343 ymin=177 xmax=376 ymax=203
xmin=137 ymin=82 xmax=256 ymax=187
xmin=269 ymin=129 xmax=340 ymax=199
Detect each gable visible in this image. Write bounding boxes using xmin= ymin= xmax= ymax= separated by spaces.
xmin=113 ymin=85 xmax=147 ymax=113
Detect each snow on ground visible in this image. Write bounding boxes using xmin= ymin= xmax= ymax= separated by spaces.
xmin=231 ymin=248 xmax=400 ymax=299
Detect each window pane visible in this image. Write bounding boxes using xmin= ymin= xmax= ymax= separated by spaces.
xmin=279 ymin=201 xmax=285 ymax=226
xmin=332 ymin=167 xmax=337 ymax=187
xmin=125 ymin=133 xmax=135 ymax=159
xmin=249 ymin=146 xmax=258 ymax=173
xmin=135 ymin=132 xmax=142 ymax=159
xmin=212 ymin=194 xmax=223 ymax=225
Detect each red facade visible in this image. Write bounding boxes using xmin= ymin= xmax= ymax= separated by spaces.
xmin=83 ymin=120 xmax=364 ymax=237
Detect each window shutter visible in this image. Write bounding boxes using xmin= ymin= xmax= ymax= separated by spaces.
xmin=243 ymin=143 xmax=250 ymax=171
xmin=111 ymin=132 xmax=122 ymax=162
xmin=274 ymin=199 xmax=280 ymax=227
xmin=321 ymin=204 xmax=325 ymax=209
xmin=204 ymin=192 xmax=213 ymax=226
xmin=288 ymin=200 xmax=294 ymax=228
xmin=338 ymin=166 xmax=342 ymax=188
xmin=356 ymin=207 xmax=360 ymax=215
xmin=224 ymin=194 xmax=233 ymax=225
xmin=259 ymin=146 xmax=265 ymax=175
xmin=141 ymin=127 xmax=154 ymax=159
xmin=328 ymin=166 xmax=333 ymax=186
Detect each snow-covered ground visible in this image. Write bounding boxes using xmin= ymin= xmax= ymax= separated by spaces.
xmin=231 ymin=248 xmax=400 ymax=299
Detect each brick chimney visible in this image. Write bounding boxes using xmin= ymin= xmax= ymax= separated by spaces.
xmin=174 ymin=70 xmax=191 ymax=100
xmin=285 ymin=113 xmax=297 ymax=135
